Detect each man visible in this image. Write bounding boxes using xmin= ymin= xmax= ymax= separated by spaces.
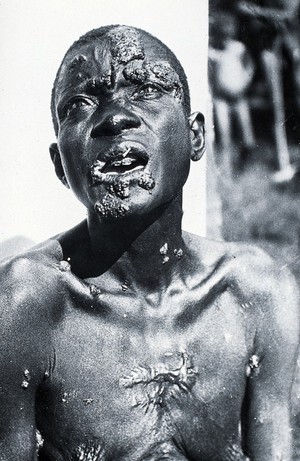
xmin=0 ymin=25 xmax=299 ymax=460
xmin=237 ymin=0 xmax=300 ymax=183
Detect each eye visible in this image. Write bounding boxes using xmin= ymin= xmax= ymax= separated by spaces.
xmin=132 ymin=83 xmax=163 ymax=101
xmin=60 ymin=96 xmax=95 ymax=119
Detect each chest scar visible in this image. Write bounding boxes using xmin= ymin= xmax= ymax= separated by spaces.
xmin=119 ymin=352 xmax=198 ymax=412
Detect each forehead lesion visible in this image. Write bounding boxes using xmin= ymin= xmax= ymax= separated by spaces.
xmin=69 ymin=54 xmax=87 ymax=70
xmin=59 ymin=29 xmax=183 ymax=101
xmin=63 ymin=28 xmax=145 ymax=89
xmin=107 ymin=25 xmax=145 ymax=65
xmin=123 ymin=59 xmax=183 ymax=100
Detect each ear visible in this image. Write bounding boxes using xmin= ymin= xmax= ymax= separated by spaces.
xmin=49 ymin=143 xmax=70 ymax=189
xmin=188 ymin=112 xmax=205 ymax=161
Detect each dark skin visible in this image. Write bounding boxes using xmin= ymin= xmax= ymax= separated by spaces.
xmin=0 ymin=26 xmax=299 ymax=461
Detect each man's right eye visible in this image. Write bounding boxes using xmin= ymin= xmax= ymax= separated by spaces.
xmin=62 ymin=97 xmax=94 ymax=119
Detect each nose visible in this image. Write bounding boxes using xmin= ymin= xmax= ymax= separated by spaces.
xmin=91 ymin=101 xmax=141 ymax=137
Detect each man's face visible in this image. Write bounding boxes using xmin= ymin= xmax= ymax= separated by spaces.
xmin=53 ymin=27 xmax=193 ymax=219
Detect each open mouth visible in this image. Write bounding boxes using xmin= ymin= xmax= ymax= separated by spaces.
xmin=102 ymin=150 xmax=147 ymax=175
xmin=91 ymin=146 xmax=148 ymax=182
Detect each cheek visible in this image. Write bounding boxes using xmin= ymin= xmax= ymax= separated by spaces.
xmin=162 ymin=116 xmax=191 ymax=172
xmin=58 ymin=127 xmax=90 ymax=177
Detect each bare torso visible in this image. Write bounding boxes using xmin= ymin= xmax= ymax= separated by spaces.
xmin=1 ymin=230 xmax=297 ymax=461
xmin=31 ymin=233 xmax=258 ymax=461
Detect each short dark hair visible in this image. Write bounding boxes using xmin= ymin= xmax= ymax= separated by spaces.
xmin=51 ymin=25 xmax=191 ymax=136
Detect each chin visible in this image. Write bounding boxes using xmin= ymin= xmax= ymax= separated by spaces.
xmin=92 ymin=177 xmax=158 ymax=218
xmin=94 ymin=195 xmax=130 ymax=219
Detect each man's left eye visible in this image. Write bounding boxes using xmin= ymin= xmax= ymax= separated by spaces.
xmin=132 ymin=84 xmax=163 ymax=100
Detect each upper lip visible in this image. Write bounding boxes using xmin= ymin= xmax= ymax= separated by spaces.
xmin=91 ymin=143 xmax=149 ymax=180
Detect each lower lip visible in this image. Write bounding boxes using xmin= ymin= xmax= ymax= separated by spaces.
xmin=90 ymin=165 xmax=147 ymax=187
xmin=102 ymin=165 xmax=146 ymax=177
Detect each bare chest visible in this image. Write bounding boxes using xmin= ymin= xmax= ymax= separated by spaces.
xmin=36 ymin=289 xmax=253 ymax=460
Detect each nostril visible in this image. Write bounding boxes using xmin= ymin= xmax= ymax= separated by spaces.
xmin=91 ymin=111 xmax=140 ymax=138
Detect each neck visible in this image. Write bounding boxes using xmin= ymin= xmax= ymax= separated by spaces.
xmin=86 ymin=196 xmax=186 ymax=291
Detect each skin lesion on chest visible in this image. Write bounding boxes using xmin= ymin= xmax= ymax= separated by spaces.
xmin=119 ymin=351 xmax=198 ymax=413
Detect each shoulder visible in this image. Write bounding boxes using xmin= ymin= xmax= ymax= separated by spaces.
xmin=185 ymin=233 xmax=299 ymax=345
xmin=1 ymin=237 xmax=63 ymax=283
xmin=184 ymin=232 xmax=299 ymax=313
xmin=0 ymin=237 xmax=66 ymax=325
xmin=229 ymin=243 xmax=300 ymax=362
xmin=189 ymin=233 xmax=299 ymax=356
xmin=183 ymin=231 xmax=270 ymax=272
xmin=185 ymin=231 xmax=292 ymax=278
xmin=0 ymin=239 xmax=67 ymax=404
xmin=226 ymin=241 xmax=298 ymax=315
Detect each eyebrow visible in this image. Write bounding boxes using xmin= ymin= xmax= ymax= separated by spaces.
xmin=123 ymin=61 xmax=183 ymax=96
xmin=57 ymin=77 xmax=104 ymax=103
xmin=57 ymin=59 xmax=183 ymax=109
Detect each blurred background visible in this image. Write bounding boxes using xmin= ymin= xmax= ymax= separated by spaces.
xmin=209 ymin=0 xmax=300 ymax=276
xmin=208 ymin=1 xmax=300 ymax=457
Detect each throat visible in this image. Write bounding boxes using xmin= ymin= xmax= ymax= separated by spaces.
xmin=114 ymin=236 xmax=185 ymax=293
xmin=84 ymin=197 xmax=186 ymax=290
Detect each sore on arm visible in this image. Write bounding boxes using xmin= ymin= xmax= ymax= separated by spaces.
xmin=0 ymin=259 xmax=47 ymax=460
xmin=241 ymin=267 xmax=300 ymax=460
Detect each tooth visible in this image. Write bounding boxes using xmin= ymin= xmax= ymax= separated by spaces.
xmin=121 ymin=158 xmax=134 ymax=166
xmin=112 ymin=160 xmax=122 ymax=167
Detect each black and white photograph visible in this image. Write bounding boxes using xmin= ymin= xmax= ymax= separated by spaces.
xmin=0 ymin=0 xmax=299 ymax=459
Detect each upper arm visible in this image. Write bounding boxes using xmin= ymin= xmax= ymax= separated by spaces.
xmin=241 ymin=256 xmax=300 ymax=460
xmin=0 ymin=257 xmax=54 ymax=460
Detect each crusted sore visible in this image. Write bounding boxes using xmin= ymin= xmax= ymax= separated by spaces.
xmin=94 ymin=195 xmax=129 ymax=218
xmin=123 ymin=60 xmax=183 ymax=100
xmin=224 ymin=442 xmax=248 ymax=461
xmin=246 ymin=354 xmax=260 ymax=377
xmin=120 ymin=352 xmax=197 ymax=413
xmin=107 ymin=26 xmax=145 ymax=65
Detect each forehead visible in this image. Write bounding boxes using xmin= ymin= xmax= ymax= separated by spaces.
xmin=56 ymin=27 xmax=181 ymax=94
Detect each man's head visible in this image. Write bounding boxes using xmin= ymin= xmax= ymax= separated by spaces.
xmin=50 ymin=25 xmax=205 ymax=219
xmin=51 ymin=25 xmax=192 ymax=137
